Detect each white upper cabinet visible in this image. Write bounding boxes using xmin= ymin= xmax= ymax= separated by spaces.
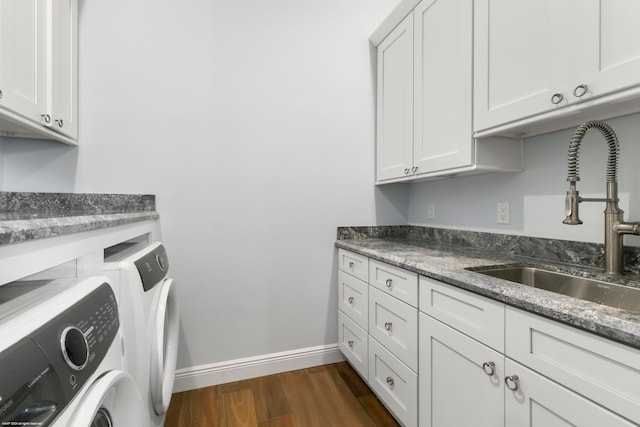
xmin=474 ymin=0 xmax=640 ymax=138
xmin=376 ymin=13 xmax=414 ymax=182
xmin=0 ymin=0 xmax=47 ymax=125
xmin=0 ymin=0 xmax=78 ymax=144
xmin=372 ymin=0 xmax=522 ymax=184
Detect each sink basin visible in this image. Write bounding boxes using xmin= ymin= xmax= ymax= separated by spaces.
xmin=472 ymin=265 xmax=640 ymax=312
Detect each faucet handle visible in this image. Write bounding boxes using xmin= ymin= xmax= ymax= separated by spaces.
xmin=563 ymin=189 xmax=583 ymax=225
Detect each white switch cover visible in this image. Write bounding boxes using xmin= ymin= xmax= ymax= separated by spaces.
xmin=497 ymin=202 xmax=510 ymax=224
xmin=427 ymin=203 xmax=436 ymax=220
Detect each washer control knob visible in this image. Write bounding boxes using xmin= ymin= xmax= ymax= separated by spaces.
xmin=156 ymin=253 xmax=166 ymax=271
xmin=61 ymin=326 xmax=89 ymax=371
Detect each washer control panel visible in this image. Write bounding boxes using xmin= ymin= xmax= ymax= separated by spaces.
xmin=0 ymin=282 xmax=119 ymax=427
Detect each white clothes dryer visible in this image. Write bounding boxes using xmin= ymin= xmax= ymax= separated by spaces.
xmin=0 ymin=276 xmax=147 ymax=427
xmin=104 ymin=241 xmax=179 ymax=427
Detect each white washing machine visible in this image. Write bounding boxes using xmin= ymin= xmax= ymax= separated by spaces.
xmin=0 ymin=276 xmax=147 ymax=427
xmin=104 ymin=241 xmax=179 ymax=427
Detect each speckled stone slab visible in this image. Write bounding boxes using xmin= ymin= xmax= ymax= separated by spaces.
xmin=0 ymin=191 xmax=158 ymax=246
xmin=336 ymin=227 xmax=640 ymax=350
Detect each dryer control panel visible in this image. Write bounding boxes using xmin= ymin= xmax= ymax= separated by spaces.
xmin=0 ymin=282 xmax=119 ymax=427
xmin=134 ymin=243 xmax=169 ymax=292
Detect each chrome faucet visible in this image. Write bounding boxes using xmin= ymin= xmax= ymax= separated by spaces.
xmin=563 ymin=120 xmax=640 ymax=275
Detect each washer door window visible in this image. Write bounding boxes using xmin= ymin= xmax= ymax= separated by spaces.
xmin=150 ymin=278 xmax=179 ymax=415
xmin=70 ymin=371 xmax=146 ymax=427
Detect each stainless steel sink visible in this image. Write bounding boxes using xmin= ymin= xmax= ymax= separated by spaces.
xmin=472 ymin=265 xmax=640 ymax=312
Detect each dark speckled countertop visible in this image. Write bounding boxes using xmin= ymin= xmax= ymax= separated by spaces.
xmin=0 ymin=191 xmax=158 ymax=245
xmin=336 ymin=226 xmax=640 ymax=350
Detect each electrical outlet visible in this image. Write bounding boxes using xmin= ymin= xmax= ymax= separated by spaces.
xmin=427 ymin=203 xmax=436 ymax=220
xmin=497 ymin=202 xmax=510 ymax=224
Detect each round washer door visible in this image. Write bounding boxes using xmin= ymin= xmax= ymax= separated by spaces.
xmin=70 ymin=370 xmax=147 ymax=427
xmin=150 ymin=278 xmax=179 ymax=415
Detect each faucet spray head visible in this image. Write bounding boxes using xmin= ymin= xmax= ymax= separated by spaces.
xmin=563 ymin=182 xmax=583 ymax=225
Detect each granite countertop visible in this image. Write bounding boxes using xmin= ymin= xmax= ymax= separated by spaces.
xmin=336 ymin=226 xmax=640 ymax=350
xmin=0 ymin=192 xmax=159 ymax=246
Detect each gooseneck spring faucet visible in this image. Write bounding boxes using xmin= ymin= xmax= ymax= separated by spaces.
xmin=563 ymin=120 xmax=640 ymax=275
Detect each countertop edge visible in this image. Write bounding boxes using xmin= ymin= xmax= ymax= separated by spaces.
xmin=336 ymin=239 xmax=640 ymax=351
xmin=0 ymin=212 xmax=160 ymax=246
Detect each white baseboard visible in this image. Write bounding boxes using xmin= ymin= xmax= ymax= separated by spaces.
xmin=172 ymin=343 xmax=345 ymax=393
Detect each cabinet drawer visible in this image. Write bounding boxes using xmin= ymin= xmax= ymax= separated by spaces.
xmin=338 ymin=270 xmax=368 ymax=329
xmin=419 ymin=276 xmax=505 ymax=353
xmin=337 ymin=249 xmax=369 ymax=282
xmin=369 ymin=259 xmax=418 ymax=307
xmin=338 ymin=310 xmax=368 ymax=381
xmin=369 ymin=287 xmax=418 ymax=371
xmin=369 ymin=336 xmax=417 ymax=427
xmin=506 ymin=307 xmax=640 ymax=426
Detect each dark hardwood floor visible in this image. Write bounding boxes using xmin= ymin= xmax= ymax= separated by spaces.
xmin=165 ymin=362 xmax=401 ymax=427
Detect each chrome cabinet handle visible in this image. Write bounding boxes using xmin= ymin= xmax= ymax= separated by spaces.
xmin=386 ymin=376 xmax=394 ymax=388
xmin=573 ymin=84 xmax=588 ymax=98
xmin=385 ymin=279 xmax=392 ymax=288
xmin=41 ymin=114 xmax=51 ymax=124
xmin=412 ymin=166 xmax=418 ymax=173
xmin=384 ymin=322 xmax=392 ymax=332
xmin=0 ymin=89 xmax=3 ymax=99
xmin=348 ymin=296 xmax=354 ymax=304
xmin=55 ymin=119 xmax=64 ymax=128
xmin=505 ymin=375 xmax=520 ymax=391
xmin=404 ymin=168 xmax=410 ymax=175
xmin=347 ymin=340 xmax=354 ymax=348
xmin=482 ymin=361 xmax=495 ymax=376
xmin=551 ymin=93 xmax=564 ymax=104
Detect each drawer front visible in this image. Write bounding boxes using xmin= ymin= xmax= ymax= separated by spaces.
xmin=419 ymin=276 xmax=505 ymax=353
xmin=338 ymin=310 xmax=368 ymax=381
xmin=369 ymin=336 xmax=417 ymax=427
xmin=369 ymin=259 xmax=418 ymax=307
xmin=369 ymin=287 xmax=418 ymax=371
xmin=506 ymin=307 xmax=640 ymax=426
xmin=338 ymin=270 xmax=368 ymax=329
xmin=338 ymin=249 xmax=369 ymax=282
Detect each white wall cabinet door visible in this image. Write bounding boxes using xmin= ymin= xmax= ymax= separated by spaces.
xmin=49 ymin=0 xmax=78 ymax=139
xmin=504 ymin=359 xmax=637 ymax=427
xmin=419 ymin=313 xmax=504 ymax=427
xmin=473 ymin=0 xmax=574 ymax=132
xmin=475 ymin=0 xmax=640 ymax=136
xmin=413 ymin=0 xmax=473 ymax=174
xmin=376 ymin=13 xmax=414 ymax=182
xmin=0 ymin=0 xmax=47 ymax=123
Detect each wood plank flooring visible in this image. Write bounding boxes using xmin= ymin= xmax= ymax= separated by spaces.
xmin=165 ymin=362 xmax=401 ymax=427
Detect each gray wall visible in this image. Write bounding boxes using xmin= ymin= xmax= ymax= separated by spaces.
xmin=0 ymin=0 xmax=405 ymax=369
xmin=408 ymin=112 xmax=640 ymax=247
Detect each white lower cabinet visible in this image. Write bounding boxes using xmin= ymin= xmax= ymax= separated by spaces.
xmin=419 ymin=313 xmax=504 ymax=427
xmin=338 ymin=310 xmax=368 ymax=381
xmin=338 ymin=249 xmax=640 ymax=426
xmin=369 ymin=336 xmax=418 ymax=426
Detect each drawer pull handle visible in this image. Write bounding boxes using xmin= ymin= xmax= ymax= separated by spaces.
xmin=385 ymin=279 xmax=392 ymax=288
xmin=573 ymin=84 xmax=588 ymax=98
xmin=347 ymin=340 xmax=354 ymax=348
xmin=384 ymin=322 xmax=392 ymax=332
xmin=482 ymin=361 xmax=495 ymax=376
xmin=551 ymin=92 xmax=564 ymax=104
xmin=348 ymin=261 xmax=354 ymax=269
xmin=412 ymin=166 xmax=418 ymax=173
xmin=386 ymin=376 xmax=394 ymax=388
xmin=505 ymin=375 xmax=520 ymax=391
xmin=404 ymin=168 xmax=410 ymax=175
xmin=41 ymin=114 xmax=51 ymax=124
xmin=348 ymin=296 xmax=354 ymax=304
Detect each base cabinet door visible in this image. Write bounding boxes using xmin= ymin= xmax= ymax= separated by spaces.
xmin=419 ymin=313 xmax=504 ymax=427
xmin=504 ymin=359 xmax=637 ymax=427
